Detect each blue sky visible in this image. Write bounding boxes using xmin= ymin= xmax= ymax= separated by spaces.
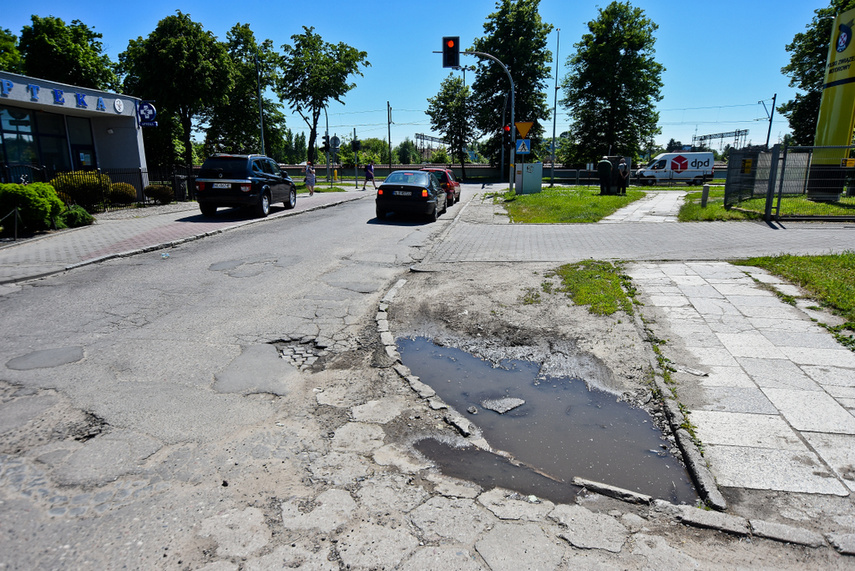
xmin=5 ymin=0 xmax=828 ymax=150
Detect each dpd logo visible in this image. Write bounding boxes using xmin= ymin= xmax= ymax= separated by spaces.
xmin=670 ymin=155 xmax=688 ymax=173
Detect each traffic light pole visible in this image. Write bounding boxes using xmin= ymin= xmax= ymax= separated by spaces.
xmin=462 ymin=50 xmax=514 ymax=192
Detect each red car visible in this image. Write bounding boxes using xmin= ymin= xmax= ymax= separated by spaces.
xmin=420 ymin=168 xmax=461 ymax=205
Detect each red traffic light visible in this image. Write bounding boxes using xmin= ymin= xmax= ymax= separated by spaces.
xmin=442 ymin=36 xmax=460 ymax=68
xmin=503 ymin=125 xmax=511 ymax=132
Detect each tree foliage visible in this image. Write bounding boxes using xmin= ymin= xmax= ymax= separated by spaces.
xmin=561 ymin=1 xmax=663 ymax=165
xmin=395 ymin=138 xmax=419 ymax=164
xmin=16 ymin=16 xmax=117 ymax=90
xmin=427 ymin=74 xmax=477 ymax=177
xmin=470 ymin=0 xmax=553 ymax=165
xmin=204 ymin=24 xmax=287 ymax=160
xmin=119 ymin=11 xmax=232 ymax=167
xmin=0 ymin=28 xmax=23 ymax=73
xmin=779 ymin=0 xmax=855 ymax=145
xmin=276 ymin=27 xmax=369 ymax=163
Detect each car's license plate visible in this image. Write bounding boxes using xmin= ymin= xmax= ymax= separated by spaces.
xmin=213 ymin=182 xmax=230 ymax=189
xmin=393 ymin=190 xmax=411 ymax=196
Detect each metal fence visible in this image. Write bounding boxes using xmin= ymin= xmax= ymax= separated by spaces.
xmin=725 ymin=145 xmax=855 ymax=221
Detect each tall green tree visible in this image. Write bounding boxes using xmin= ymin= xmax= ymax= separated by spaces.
xmin=395 ymin=138 xmax=419 ymax=164
xmin=470 ymin=0 xmax=553 ymax=166
xmin=276 ymin=26 xmax=370 ymax=164
xmin=17 ymin=16 xmax=117 ymax=90
xmin=779 ymin=0 xmax=855 ymax=145
xmin=561 ymin=1 xmax=663 ymax=164
xmin=119 ymin=11 xmax=233 ymax=167
xmin=427 ymin=74 xmax=477 ymax=177
xmin=0 ymin=28 xmax=23 ymax=73
xmin=204 ymin=24 xmax=287 ymax=159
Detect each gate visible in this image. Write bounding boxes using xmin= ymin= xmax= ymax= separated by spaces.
xmin=725 ymin=145 xmax=855 ymax=221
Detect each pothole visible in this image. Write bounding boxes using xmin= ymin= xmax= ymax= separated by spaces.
xmin=275 ymin=340 xmax=326 ymax=371
xmin=398 ymin=336 xmax=699 ymax=505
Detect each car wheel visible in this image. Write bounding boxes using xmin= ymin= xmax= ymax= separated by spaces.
xmin=376 ymin=205 xmax=387 ymax=220
xmin=692 ymin=177 xmax=702 ymax=186
xmin=284 ymin=187 xmax=297 ymax=209
xmin=255 ymin=192 xmax=270 ymax=217
xmin=428 ymin=205 xmax=438 ymax=222
xmin=441 ymin=196 xmax=448 ymax=214
xmin=447 ymin=193 xmax=454 ymax=206
xmin=200 ymin=203 xmax=217 ymax=217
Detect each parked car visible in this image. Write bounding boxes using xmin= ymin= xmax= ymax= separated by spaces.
xmin=375 ymin=170 xmax=447 ymax=222
xmin=195 ymin=154 xmax=297 ymax=217
xmin=420 ymin=167 xmax=461 ymax=205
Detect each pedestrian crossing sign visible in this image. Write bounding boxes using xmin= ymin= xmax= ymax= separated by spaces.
xmin=516 ymin=139 xmax=531 ymax=154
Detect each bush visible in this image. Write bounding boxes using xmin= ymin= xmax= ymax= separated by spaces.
xmin=61 ymin=204 xmax=94 ymax=228
xmin=144 ymin=184 xmax=173 ymax=205
xmin=110 ymin=182 xmax=138 ymax=205
xmin=49 ymin=171 xmax=112 ymax=212
xmin=0 ymin=182 xmax=65 ymax=234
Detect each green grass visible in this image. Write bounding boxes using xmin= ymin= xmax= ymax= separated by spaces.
xmin=499 ymin=186 xmax=646 ymax=223
xmin=679 ymin=187 xmax=855 ymax=220
xmin=734 ymin=252 xmax=855 ymax=349
xmin=295 ymin=183 xmax=348 ymax=194
xmin=737 ymin=193 xmax=855 ymax=217
xmin=545 ymin=260 xmax=636 ymax=316
xmin=678 ymin=188 xmax=760 ymax=221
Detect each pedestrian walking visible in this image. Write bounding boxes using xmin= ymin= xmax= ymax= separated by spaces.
xmin=304 ymin=161 xmax=316 ymax=196
xmin=362 ymin=161 xmax=376 ymax=190
xmin=617 ymin=158 xmax=629 ymax=195
xmin=597 ymin=156 xmax=613 ymax=195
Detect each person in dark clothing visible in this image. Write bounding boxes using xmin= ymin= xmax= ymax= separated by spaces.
xmin=597 ymin=157 xmax=613 ymax=195
xmin=617 ymin=158 xmax=629 ymax=195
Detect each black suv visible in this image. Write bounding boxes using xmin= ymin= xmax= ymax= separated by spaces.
xmin=195 ymin=154 xmax=297 ymax=217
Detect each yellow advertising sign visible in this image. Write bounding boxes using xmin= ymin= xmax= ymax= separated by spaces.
xmin=842 ymin=158 xmax=855 ymax=167
xmin=814 ymin=7 xmax=855 ymax=156
xmin=515 ymin=122 xmax=533 ymax=139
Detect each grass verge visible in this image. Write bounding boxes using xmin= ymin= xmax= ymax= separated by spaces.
xmin=498 ymin=186 xmax=646 ymax=223
xmin=545 ymin=260 xmax=636 ymax=316
xmin=734 ymin=252 xmax=855 ymax=350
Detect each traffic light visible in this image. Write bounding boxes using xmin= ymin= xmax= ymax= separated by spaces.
xmin=442 ymin=36 xmax=460 ymax=68
xmin=321 ymin=135 xmax=330 ymax=153
xmin=351 ymin=139 xmax=361 ymax=152
xmin=502 ymin=125 xmax=512 ymax=148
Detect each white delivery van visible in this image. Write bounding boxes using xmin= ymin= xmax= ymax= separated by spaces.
xmin=636 ymin=152 xmax=714 ymax=185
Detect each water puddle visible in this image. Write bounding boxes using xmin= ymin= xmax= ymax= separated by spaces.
xmin=399 ymin=337 xmax=698 ymax=505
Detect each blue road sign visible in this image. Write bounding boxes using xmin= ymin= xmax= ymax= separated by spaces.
xmin=516 ymin=139 xmax=531 ymax=154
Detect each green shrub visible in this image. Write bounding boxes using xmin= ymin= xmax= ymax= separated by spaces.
xmin=60 ymin=204 xmax=94 ymax=228
xmin=49 ymin=171 xmax=112 ymax=212
xmin=110 ymin=182 xmax=138 ymax=205
xmin=144 ymin=184 xmax=173 ymax=205
xmin=0 ymin=182 xmax=65 ymax=234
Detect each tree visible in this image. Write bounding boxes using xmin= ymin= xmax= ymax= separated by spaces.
xmin=0 ymin=28 xmax=23 ymax=73
xmin=17 ymin=16 xmax=117 ymax=90
xmin=779 ymin=0 xmax=855 ymax=145
xmin=427 ymin=74 xmax=477 ymax=178
xmin=395 ymin=138 xmax=419 ymax=165
xmin=204 ymin=24 xmax=287 ymax=159
xmin=561 ymin=1 xmax=664 ymax=164
xmin=119 ymin=11 xmax=233 ymax=167
xmin=276 ymin=26 xmax=369 ymax=164
xmin=470 ymin=0 xmax=554 ymax=166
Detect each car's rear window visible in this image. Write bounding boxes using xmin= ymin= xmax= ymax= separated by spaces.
xmin=427 ymin=170 xmax=448 ymax=183
xmin=200 ymin=158 xmax=249 ymax=178
xmin=385 ymin=171 xmax=429 ymax=185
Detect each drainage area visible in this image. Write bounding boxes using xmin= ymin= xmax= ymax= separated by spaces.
xmin=399 ymin=337 xmax=698 ymax=505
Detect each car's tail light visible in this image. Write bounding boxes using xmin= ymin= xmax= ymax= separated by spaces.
xmin=197 ymin=181 xmax=205 ymax=191
xmin=240 ymin=183 xmax=251 ymax=192
xmin=377 ymin=189 xmax=384 ymax=195
xmin=421 ymin=189 xmax=429 ymax=197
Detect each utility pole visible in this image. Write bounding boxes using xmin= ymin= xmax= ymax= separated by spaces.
xmin=254 ymin=53 xmax=265 ymax=156
xmin=550 ymin=28 xmax=560 ymax=187
xmin=387 ymin=102 xmax=393 ymax=170
xmin=763 ymin=93 xmax=777 ymax=149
